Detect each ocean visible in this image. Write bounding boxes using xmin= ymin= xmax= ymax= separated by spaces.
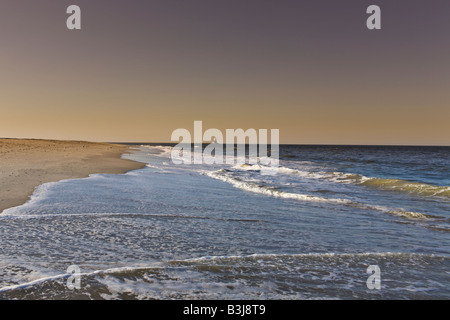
xmin=0 ymin=145 xmax=449 ymax=299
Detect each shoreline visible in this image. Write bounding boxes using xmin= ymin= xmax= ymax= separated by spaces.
xmin=0 ymin=138 xmax=146 ymax=213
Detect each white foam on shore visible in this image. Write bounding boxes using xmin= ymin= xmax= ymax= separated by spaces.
xmin=1 ymin=251 xmax=446 ymax=296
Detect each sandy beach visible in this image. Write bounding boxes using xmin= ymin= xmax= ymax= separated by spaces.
xmin=0 ymin=138 xmax=145 ymax=213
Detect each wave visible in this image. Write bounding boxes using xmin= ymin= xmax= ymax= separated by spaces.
xmin=139 ymin=145 xmax=173 ymax=155
xmin=206 ymin=170 xmax=353 ymax=205
xmin=233 ymin=163 xmax=450 ymax=199
xmin=205 ymin=170 xmax=434 ymax=220
xmin=179 ymin=252 xmax=448 ymax=263
xmin=1 ymin=252 xmax=448 ymax=300
xmin=361 ymin=178 xmax=450 ymax=198
xmin=140 ymin=146 xmax=449 ymax=200
xmin=139 ymin=146 xmax=449 ymax=200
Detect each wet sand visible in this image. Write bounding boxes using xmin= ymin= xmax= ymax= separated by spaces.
xmin=0 ymin=138 xmax=145 ymax=212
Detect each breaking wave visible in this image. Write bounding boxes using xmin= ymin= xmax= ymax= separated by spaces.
xmin=232 ymin=163 xmax=450 ymax=199
xmin=205 ymin=170 xmax=434 ymax=220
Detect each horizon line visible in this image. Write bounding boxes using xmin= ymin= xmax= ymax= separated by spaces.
xmin=1 ymin=137 xmax=448 ymax=147
xmin=112 ymin=142 xmax=450 ymax=147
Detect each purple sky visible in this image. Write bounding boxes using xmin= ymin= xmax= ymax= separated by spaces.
xmin=0 ymin=0 xmax=449 ymax=144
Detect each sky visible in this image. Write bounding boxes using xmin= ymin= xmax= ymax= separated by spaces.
xmin=0 ymin=0 xmax=449 ymax=145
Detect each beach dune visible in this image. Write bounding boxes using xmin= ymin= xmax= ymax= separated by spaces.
xmin=0 ymin=138 xmax=145 ymax=213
